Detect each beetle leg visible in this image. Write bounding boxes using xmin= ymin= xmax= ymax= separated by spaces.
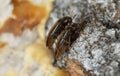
xmin=54 ymin=30 xmax=71 ymax=60
xmin=52 ymin=33 xmax=67 ymax=66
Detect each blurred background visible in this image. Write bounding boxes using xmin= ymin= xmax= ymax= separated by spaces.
xmin=0 ymin=0 xmax=70 ymax=76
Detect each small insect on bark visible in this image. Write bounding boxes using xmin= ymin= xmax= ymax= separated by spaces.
xmin=46 ymin=16 xmax=72 ymax=49
xmin=46 ymin=16 xmax=88 ymax=65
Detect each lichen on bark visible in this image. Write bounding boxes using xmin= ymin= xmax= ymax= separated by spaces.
xmin=46 ymin=0 xmax=120 ymax=76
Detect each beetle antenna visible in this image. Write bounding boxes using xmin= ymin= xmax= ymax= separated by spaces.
xmin=73 ymin=14 xmax=77 ymax=19
xmin=72 ymin=14 xmax=77 ymax=22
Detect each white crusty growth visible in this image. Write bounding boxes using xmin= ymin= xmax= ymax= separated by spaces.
xmin=0 ymin=0 xmax=13 ymax=24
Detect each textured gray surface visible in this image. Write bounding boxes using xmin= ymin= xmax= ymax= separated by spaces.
xmin=45 ymin=0 xmax=120 ymax=76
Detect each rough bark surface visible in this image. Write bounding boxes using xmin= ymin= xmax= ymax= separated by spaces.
xmin=45 ymin=0 xmax=120 ymax=76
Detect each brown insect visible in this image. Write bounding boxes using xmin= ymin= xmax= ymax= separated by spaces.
xmin=46 ymin=16 xmax=88 ymax=65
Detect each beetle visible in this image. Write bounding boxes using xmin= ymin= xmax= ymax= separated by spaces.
xmin=46 ymin=16 xmax=89 ymax=65
xmin=46 ymin=16 xmax=72 ymax=49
